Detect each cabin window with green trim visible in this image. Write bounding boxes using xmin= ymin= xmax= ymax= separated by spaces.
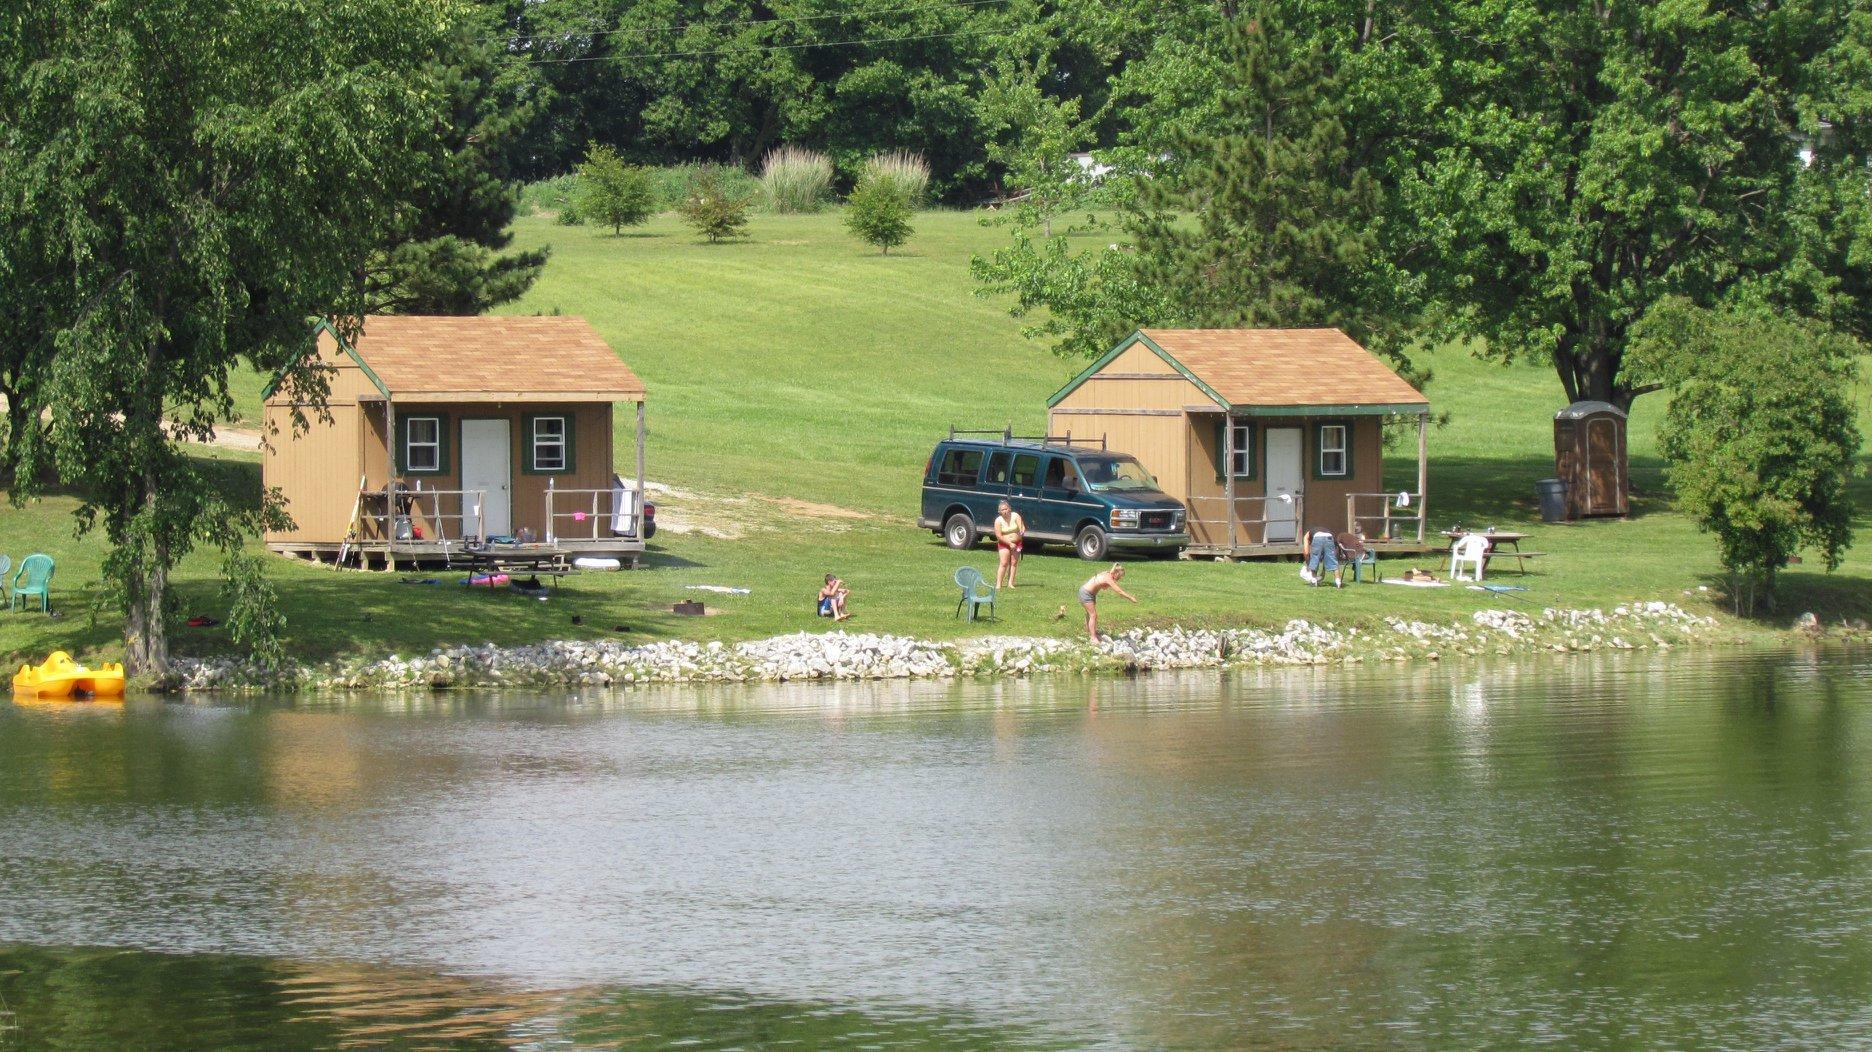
xmin=403 ymin=416 xmax=444 ymax=474
xmin=529 ymin=415 xmax=570 ymax=473
xmin=1316 ymin=422 xmax=1351 ymax=478
xmin=1214 ymin=420 xmax=1257 ymax=480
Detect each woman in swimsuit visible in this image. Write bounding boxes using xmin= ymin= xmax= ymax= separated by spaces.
xmin=993 ymin=500 xmax=1026 ymax=589
xmin=1077 ymin=563 xmax=1136 ymax=642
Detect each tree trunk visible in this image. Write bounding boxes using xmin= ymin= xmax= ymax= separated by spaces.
xmin=123 ymin=469 xmax=170 ymax=676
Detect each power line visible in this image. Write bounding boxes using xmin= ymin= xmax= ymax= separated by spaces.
xmin=516 ymin=25 xmax=1009 ymax=65
xmin=505 ymin=0 xmax=1013 ymax=46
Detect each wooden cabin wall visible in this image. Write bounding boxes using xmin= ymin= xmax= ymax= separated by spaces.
xmin=261 ymin=340 xmax=380 ymax=544
xmin=262 ymin=402 xmax=362 ymax=543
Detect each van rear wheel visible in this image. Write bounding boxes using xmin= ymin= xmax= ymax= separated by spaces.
xmin=944 ymin=513 xmax=979 ymax=550
xmin=1075 ymin=525 xmax=1110 ymax=561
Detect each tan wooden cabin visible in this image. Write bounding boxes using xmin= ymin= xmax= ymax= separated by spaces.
xmin=1047 ymin=329 xmax=1431 ymax=558
xmin=263 ymin=316 xmax=649 ymax=568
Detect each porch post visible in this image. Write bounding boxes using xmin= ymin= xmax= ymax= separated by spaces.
xmin=381 ymin=398 xmax=396 ymax=544
xmin=1416 ymin=412 xmax=1429 ymax=542
xmin=635 ymin=399 xmax=647 ymax=538
xmin=1223 ymin=414 xmax=1237 ymax=551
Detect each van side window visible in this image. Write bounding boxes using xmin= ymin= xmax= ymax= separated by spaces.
xmin=936 ymin=448 xmax=983 ymax=486
xmin=985 ymin=452 xmax=1011 ymax=485
xmin=1044 ymin=456 xmax=1079 ymax=490
xmin=1010 ymin=453 xmax=1039 ymax=488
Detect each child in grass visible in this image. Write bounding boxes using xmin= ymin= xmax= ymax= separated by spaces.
xmin=1077 ymin=563 xmax=1137 ymax=641
xmin=817 ymin=574 xmax=850 ymax=621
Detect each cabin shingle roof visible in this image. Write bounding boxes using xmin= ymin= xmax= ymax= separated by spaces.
xmin=1138 ymin=328 xmax=1426 ymax=411
xmin=321 ymin=315 xmax=644 ymax=400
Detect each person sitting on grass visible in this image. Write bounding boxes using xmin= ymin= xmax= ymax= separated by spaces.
xmin=1077 ymin=563 xmax=1137 ymax=642
xmin=817 ymin=574 xmax=850 ymax=621
xmin=1302 ymin=526 xmax=1343 ymax=588
xmin=993 ymin=500 xmax=1026 ymax=589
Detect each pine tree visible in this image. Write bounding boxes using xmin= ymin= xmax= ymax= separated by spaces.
xmin=1129 ymin=5 xmax=1385 ymax=342
xmin=360 ymin=22 xmax=547 ymax=314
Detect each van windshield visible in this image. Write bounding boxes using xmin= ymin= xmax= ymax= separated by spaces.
xmin=1080 ymin=456 xmax=1159 ymax=493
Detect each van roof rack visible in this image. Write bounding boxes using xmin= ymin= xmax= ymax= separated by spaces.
xmin=947 ymin=426 xmax=1107 ymax=451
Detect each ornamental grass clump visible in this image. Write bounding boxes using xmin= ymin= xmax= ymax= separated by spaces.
xmin=860 ymin=150 xmax=929 ymax=206
xmin=760 ymin=146 xmax=834 ymax=213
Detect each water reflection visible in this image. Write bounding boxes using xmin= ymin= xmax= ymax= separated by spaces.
xmin=2 ymin=648 xmax=1871 ymax=1048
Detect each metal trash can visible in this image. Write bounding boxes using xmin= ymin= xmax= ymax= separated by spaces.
xmin=1535 ymin=478 xmax=1569 ymax=523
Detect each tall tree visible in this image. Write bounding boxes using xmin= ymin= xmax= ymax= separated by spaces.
xmin=360 ymin=17 xmax=549 ymax=314
xmin=1129 ymin=6 xmax=1392 ymax=349
xmin=974 ymin=4 xmax=1416 ymax=364
xmin=0 ymin=0 xmax=457 ymax=673
xmin=1406 ymin=0 xmax=1826 ymax=410
xmin=507 ymin=0 xmax=1011 ymax=195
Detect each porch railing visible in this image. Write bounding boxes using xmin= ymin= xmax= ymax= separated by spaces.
xmin=1185 ymin=494 xmax=1305 ymax=549
xmin=1345 ymin=491 xmax=1425 ymax=543
xmin=359 ymin=484 xmax=488 ymax=547
xmin=544 ymin=478 xmax=645 ymax=542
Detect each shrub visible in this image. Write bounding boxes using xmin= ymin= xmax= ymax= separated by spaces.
xmin=676 ymin=166 xmax=753 ymax=242
xmin=652 ymin=163 xmax=760 ymax=211
xmin=761 ymin=146 xmax=834 ymax=213
xmin=576 ymin=145 xmax=657 ymax=234
xmin=1629 ymin=298 xmax=1863 ymax=616
xmin=861 ymin=150 xmax=930 ymax=207
xmin=844 ymin=175 xmax=914 ymax=254
xmin=521 ymin=174 xmax=583 ymax=224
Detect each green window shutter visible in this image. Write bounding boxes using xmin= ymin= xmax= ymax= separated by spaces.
xmin=522 ymin=413 xmax=576 ymax=475
xmin=398 ymin=413 xmax=449 ymax=476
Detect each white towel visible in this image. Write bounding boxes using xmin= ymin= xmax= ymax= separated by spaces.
xmin=1395 ymin=490 xmax=1412 ymax=508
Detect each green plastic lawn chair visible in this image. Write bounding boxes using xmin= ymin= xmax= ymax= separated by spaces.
xmin=12 ymin=553 xmax=52 ymax=613
xmin=0 ymin=555 xmax=9 ymax=607
xmin=954 ymin=566 xmax=997 ymax=622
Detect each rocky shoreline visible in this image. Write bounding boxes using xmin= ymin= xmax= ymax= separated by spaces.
xmin=161 ymin=602 xmax=1723 ymax=694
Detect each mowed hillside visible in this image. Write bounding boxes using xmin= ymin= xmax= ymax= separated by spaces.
xmin=500 ymin=211 xmax=1073 ymax=515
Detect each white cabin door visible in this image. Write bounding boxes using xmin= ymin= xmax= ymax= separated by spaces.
xmin=460 ymin=418 xmax=512 ymax=538
xmin=1264 ymin=427 xmax=1303 ymax=544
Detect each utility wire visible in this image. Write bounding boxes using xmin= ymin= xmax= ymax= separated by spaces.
xmin=505 ymin=0 xmax=1012 ymax=46
xmin=515 ymin=25 xmax=1008 ymax=65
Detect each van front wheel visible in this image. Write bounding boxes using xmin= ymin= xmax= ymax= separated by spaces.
xmin=944 ymin=513 xmax=979 ymax=550
xmin=1075 ymin=525 xmax=1110 ymax=561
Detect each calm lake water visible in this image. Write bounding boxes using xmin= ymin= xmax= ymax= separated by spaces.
xmin=3 ymin=649 xmax=1871 ymax=1049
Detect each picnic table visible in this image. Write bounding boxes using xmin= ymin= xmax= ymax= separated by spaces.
xmin=1442 ymin=530 xmax=1545 ymax=574
xmin=453 ymin=544 xmax=573 ymax=588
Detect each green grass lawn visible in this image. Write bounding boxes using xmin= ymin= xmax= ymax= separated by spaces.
xmin=4 ymin=208 xmax=1869 ymax=669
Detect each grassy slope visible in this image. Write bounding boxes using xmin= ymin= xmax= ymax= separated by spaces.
xmin=3 ymin=209 xmax=1868 ymax=668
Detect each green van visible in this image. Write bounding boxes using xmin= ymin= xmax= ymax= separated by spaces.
xmin=918 ymin=432 xmax=1188 ymax=560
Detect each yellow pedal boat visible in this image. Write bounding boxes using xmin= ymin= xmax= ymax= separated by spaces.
xmin=12 ymin=651 xmax=125 ymax=699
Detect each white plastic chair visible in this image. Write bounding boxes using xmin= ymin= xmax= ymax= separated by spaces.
xmin=1449 ymin=534 xmax=1489 ymax=582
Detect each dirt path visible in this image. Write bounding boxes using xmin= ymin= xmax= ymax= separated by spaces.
xmin=646 ymin=483 xmax=878 ymax=539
